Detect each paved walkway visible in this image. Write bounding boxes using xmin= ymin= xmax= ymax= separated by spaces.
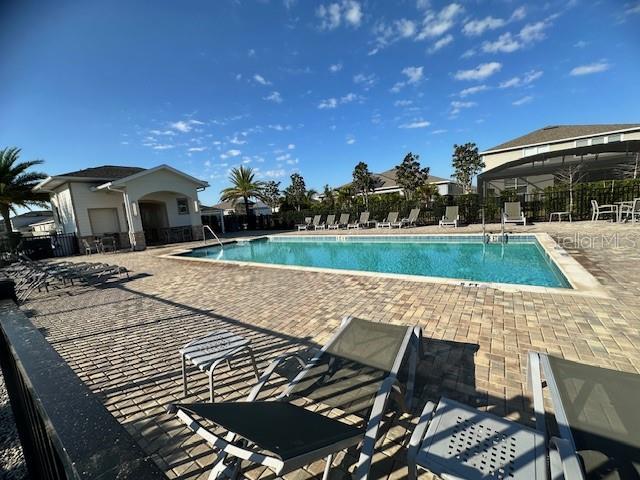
xmin=23 ymin=221 xmax=640 ymax=479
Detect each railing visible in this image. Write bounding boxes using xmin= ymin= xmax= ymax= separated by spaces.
xmin=0 ymin=279 xmax=165 ymax=479
xmin=202 ymin=224 xmax=223 ymax=247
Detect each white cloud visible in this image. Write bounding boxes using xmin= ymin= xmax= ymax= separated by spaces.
xmin=481 ymin=18 xmax=552 ymax=54
xmin=416 ymin=3 xmax=464 ymax=40
xmin=264 ymin=169 xmax=286 ymax=178
xmin=429 ymin=34 xmax=453 ymax=53
xmin=248 ymin=48 xmax=256 ymax=57
xmin=268 ymin=124 xmax=292 ymax=131
xmin=399 ymin=119 xmax=431 ymax=129
xmin=329 ymin=63 xmax=343 ymax=72
xmin=316 ymin=1 xmax=362 ymax=30
xmin=431 ymin=129 xmax=448 ymax=134
xmin=454 ymin=62 xmax=502 ymax=81
xmin=264 ymin=91 xmax=283 ymax=103
xmin=150 ymin=129 xmax=175 ymax=136
xmin=340 ymin=92 xmax=359 ymax=103
xmin=625 ymin=1 xmax=640 ymax=14
xmin=152 ymin=144 xmax=174 ymax=150
xmin=519 ymin=21 xmax=548 ymax=43
xmin=226 ymin=149 xmax=241 ymax=157
xmin=512 ymin=95 xmax=533 ymax=106
xmin=570 ymin=61 xmax=611 ymax=76
xmin=463 ymin=16 xmax=505 ymax=36
xmin=346 ymin=135 xmax=356 ymax=144
xmin=353 ymin=73 xmax=377 ymax=89
xmin=318 ymin=98 xmax=338 ymax=109
xmin=391 ymin=66 xmax=425 ymax=92
xmin=229 ymin=135 xmax=247 ymax=145
xmin=573 ymin=40 xmax=588 ymax=48
xmin=450 ymin=100 xmax=477 ymax=116
xmin=499 ymin=70 xmax=543 ymax=88
xmin=394 ymin=99 xmax=413 ymax=107
xmin=459 ymin=84 xmax=488 ymax=97
xmin=253 ymin=74 xmax=271 ymax=85
xmin=397 ymin=19 xmax=417 ymax=37
xmin=482 ymin=32 xmax=521 ymax=53
xmin=170 ymin=119 xmax=203 ymax=133
xmin=276 ymin=153 xmax=291 ymax=161
xmin=461 ymin=48 xmax=476 ymax=59
xmin=288 ymin=144 xmax=295 ymax=150
xmin=462 ymin=7 xmax=526 ymax=36
xmin=188 ymin=147 xmax=207 ymax=152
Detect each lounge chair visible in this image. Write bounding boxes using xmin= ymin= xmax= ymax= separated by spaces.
xmin=168 ymin=317 xmax=422 ymax=480
xmin=324 ymin=214 xmax=336 ymax=229
xmin=591 ymin=199 xmax=618 ymax=222
xmin=503 ymin=202 xmax=526 ymax=226
xmin=310 ymin=214 xmax=323 ymax=230
xmin=394 ymin=208 xmax=420 ymax=228
xmin=438 ymin=206 xmax=459 ymax=228
xmin=528 ymin=352 xmax=640 ymax=480
xmin=296 ymin=217 xmax=312 ymax=231
xmin=377 ymin=212 xmax=399 ymax=229
xmin=347 ymin=211 xmax=370 ymax=229
xmin=329 ymin=213 xmax=350 ymax=230
xmin=620 ymin=198 xmax=640 ymax=223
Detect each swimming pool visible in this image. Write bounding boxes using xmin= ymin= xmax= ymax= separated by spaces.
xmin=178 ymin=235 xmax=572 ymax=288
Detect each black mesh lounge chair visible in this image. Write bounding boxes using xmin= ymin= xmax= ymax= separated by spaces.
xmin=168 ymin=317 xmax=422 ymax=479
xmin=347 ymin=211 xmax=370 ymax=229
xmin=528 ymin=352 xmax=640 ymax=480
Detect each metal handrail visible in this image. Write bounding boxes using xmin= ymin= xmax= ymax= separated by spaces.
xmin=202 ymin=225 xmax=223 ymax=248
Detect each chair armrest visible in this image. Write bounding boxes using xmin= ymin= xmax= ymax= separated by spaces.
xmin=527 ymin=351 xmax=547 ymax=437
xmin=549 ymin=436 xmax=585 ymax=480
xmin=353 ymin=376 xmax=400 ymax=479
xmin=246 ymin=352 xmax=307 ymax=401
xmin=407 ymin=401 xmax=436 ymax=466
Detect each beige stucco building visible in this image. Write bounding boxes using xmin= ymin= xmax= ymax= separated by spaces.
xmin=478 ymin=124 xmax=640 ymax=196
xmin=33 ymin=165 xmax=209 ymax=250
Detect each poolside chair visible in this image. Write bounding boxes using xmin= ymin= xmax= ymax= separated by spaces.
xmin=310 ymin=214 xmax=323 ymax=230
xmin=324 ymin=214 xmax=336 ymax=229
xmin=296 ymin=217 xmax=312 ymax=231
xmin=377 ymin=212 xmax=399 ymax=229
xmin=438 ymin=206 xmax=459 ymax=228
xmin=329 ymin=213 xmax=349 ymax=230
xmin=168 ymin=316 xmax=422 ymax=480
xmin=528 ymin=352 xmax=640 ymax=480
xmin=394 ymin=208 xmax=420 ymax=228
xmin=620 ymin=198 xmax=640 ymax=223
xmin=503 ymin=201 xmax=526 ymax=226
xmin=590 ymin=200 xmax=618 ymax=222
xmin=347 ymin=211 xmax=370 ymax=229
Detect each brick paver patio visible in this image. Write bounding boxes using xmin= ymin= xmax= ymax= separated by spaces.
xmin=22 ymin=222 xmax=640 ymax=479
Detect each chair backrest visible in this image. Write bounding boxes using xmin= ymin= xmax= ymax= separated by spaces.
xmin=304 ymin=217 xmax=312 ymax=224
xmin=590 ymin=199 xmax=598 ymax=210
xmin=339 ymin=213 xmax=350 ymax=224
xmin=312 ymin=215 xmax=321 ymax=226
xmin=360 ymin=211 xmax=370 ymax=223
xmin=444 ymin=206 xmax=458 ymax=221
xmin=287 ymin=317 xmax=412 ymax=416
xmin=546 ymin=355 xmax=640 ymax=478
xmin=387 ymin=212 xmax=399 ymax=223
xmin=633 ymin=198 xmax=640 ymax=212
xmin=408 ymin=208 xmax=420 ymax=222
xmin=326 ymin=214 xmax=336 ymax=225
xmin=82 ymin=239 xmax=91 ymax=248
xmin=504 ymin=202 xmax=522 ymax=219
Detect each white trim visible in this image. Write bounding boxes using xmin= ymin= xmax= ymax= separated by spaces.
xmin=480 ymin=126 xmax=640 ymax=156
xmin=574 ymin=132 xmax=624 ymax=148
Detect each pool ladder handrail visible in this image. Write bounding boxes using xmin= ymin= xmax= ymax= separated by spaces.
xmin=202 ymin=225 xmax=224 ymax=248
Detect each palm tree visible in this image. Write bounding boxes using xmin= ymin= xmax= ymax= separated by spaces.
xmin=0 ymin=147 xmax=49 ymax=234
xmin=220 ymin=166 xmax=266 ymax=218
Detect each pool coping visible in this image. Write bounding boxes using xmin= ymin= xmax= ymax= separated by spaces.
xmin=160 ymin=233 xmax=609 ymax=298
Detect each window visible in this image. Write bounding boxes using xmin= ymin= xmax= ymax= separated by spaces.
xmin=504 ymin=178 xmax=528 ymax=194
xmin=523 ymin=144 xmax=550 ymax=157
xmin=591 ymin=136 xmax=605 ymax=145
xmin=607 ymin=133 xmax=622 ymax=143
xmin=537 ymin=144 xmax=550 ymax=153
xmin=575 ymin=139 xmax=589 ymax=147
xmin=177 ymin=197 xmax=190 ymax=215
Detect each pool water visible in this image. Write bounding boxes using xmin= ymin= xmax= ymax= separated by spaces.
xmin=180 ymin=236 xmax=571 ymax=288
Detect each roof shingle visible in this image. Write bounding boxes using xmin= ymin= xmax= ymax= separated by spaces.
xmin=58 ymin=165 xmax=146 ymax=180
xmin=486 ymin=124 xmax=640 ymax=152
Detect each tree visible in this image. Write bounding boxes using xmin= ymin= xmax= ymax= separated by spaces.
xmin=554 ymin=162 xmax=586 ymax=214
xmin=336 ymin=186 xmax=354 ymax=208
xmin=396 ymin=152 xmax=430 ymax=201
xmin=0 ymin=147 xmax=49 ymax=234
xmin=283 ymin=173 xmax=307 ymax=211
xmin=261 ymin=180 xmax=281 ymax=212
xmin=220 ymin=166 xmax=265 ymax=217
xmin=352 ymin=162 xmax=377 ymax=209
xmin=321 ymin=184 xmax=335 ymax=208
xmin=452 ymin=142 xmax=484 ymax=194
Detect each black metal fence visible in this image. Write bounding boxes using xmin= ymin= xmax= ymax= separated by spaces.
xmin=0 ymin=280 xmax=165 ymax=479
xmin=0 ymin=233 xmax=78 ymax=261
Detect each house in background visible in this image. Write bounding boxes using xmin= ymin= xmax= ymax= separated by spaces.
xmin=33 ymin=164 xmax=209 ymax=250
xmin=0 ymin=210 xmax=55 ymax=236
xmin=336 ymin=167 xmax=463 ymax=197
xmin=478 ymin=124 xmax=640 ymax=196
xmin=210 ymin=200 xmax=272 ymax=216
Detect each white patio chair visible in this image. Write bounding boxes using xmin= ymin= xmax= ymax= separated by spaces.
xmin=590 ymin=200 xmax=617 ymax=222
xmin=439 ymin=206 xmax=459 ymax=228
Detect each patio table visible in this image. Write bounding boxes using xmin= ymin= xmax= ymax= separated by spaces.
xmin=180 ymin=330 xmax=260 ymax=402
xmin=529 ymin=353 xmax=640 ymax=479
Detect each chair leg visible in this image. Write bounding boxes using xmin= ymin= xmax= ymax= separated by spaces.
xmin=182 ymin=354 xmax=188 ymax=397
xmin=247 ymin=347 xmax=260 ymax=381
xmin=322 ymin=454 xmax=334 ymax=480
xmin=209 ymin=369 xmax=215 ymax=403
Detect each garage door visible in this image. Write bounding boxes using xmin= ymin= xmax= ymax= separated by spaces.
xmin=88 ymin=208 xmax=120 ymax=234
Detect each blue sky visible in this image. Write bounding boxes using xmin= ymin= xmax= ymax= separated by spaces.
xmin=2 ymin=0 xmax=639 ymax=205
